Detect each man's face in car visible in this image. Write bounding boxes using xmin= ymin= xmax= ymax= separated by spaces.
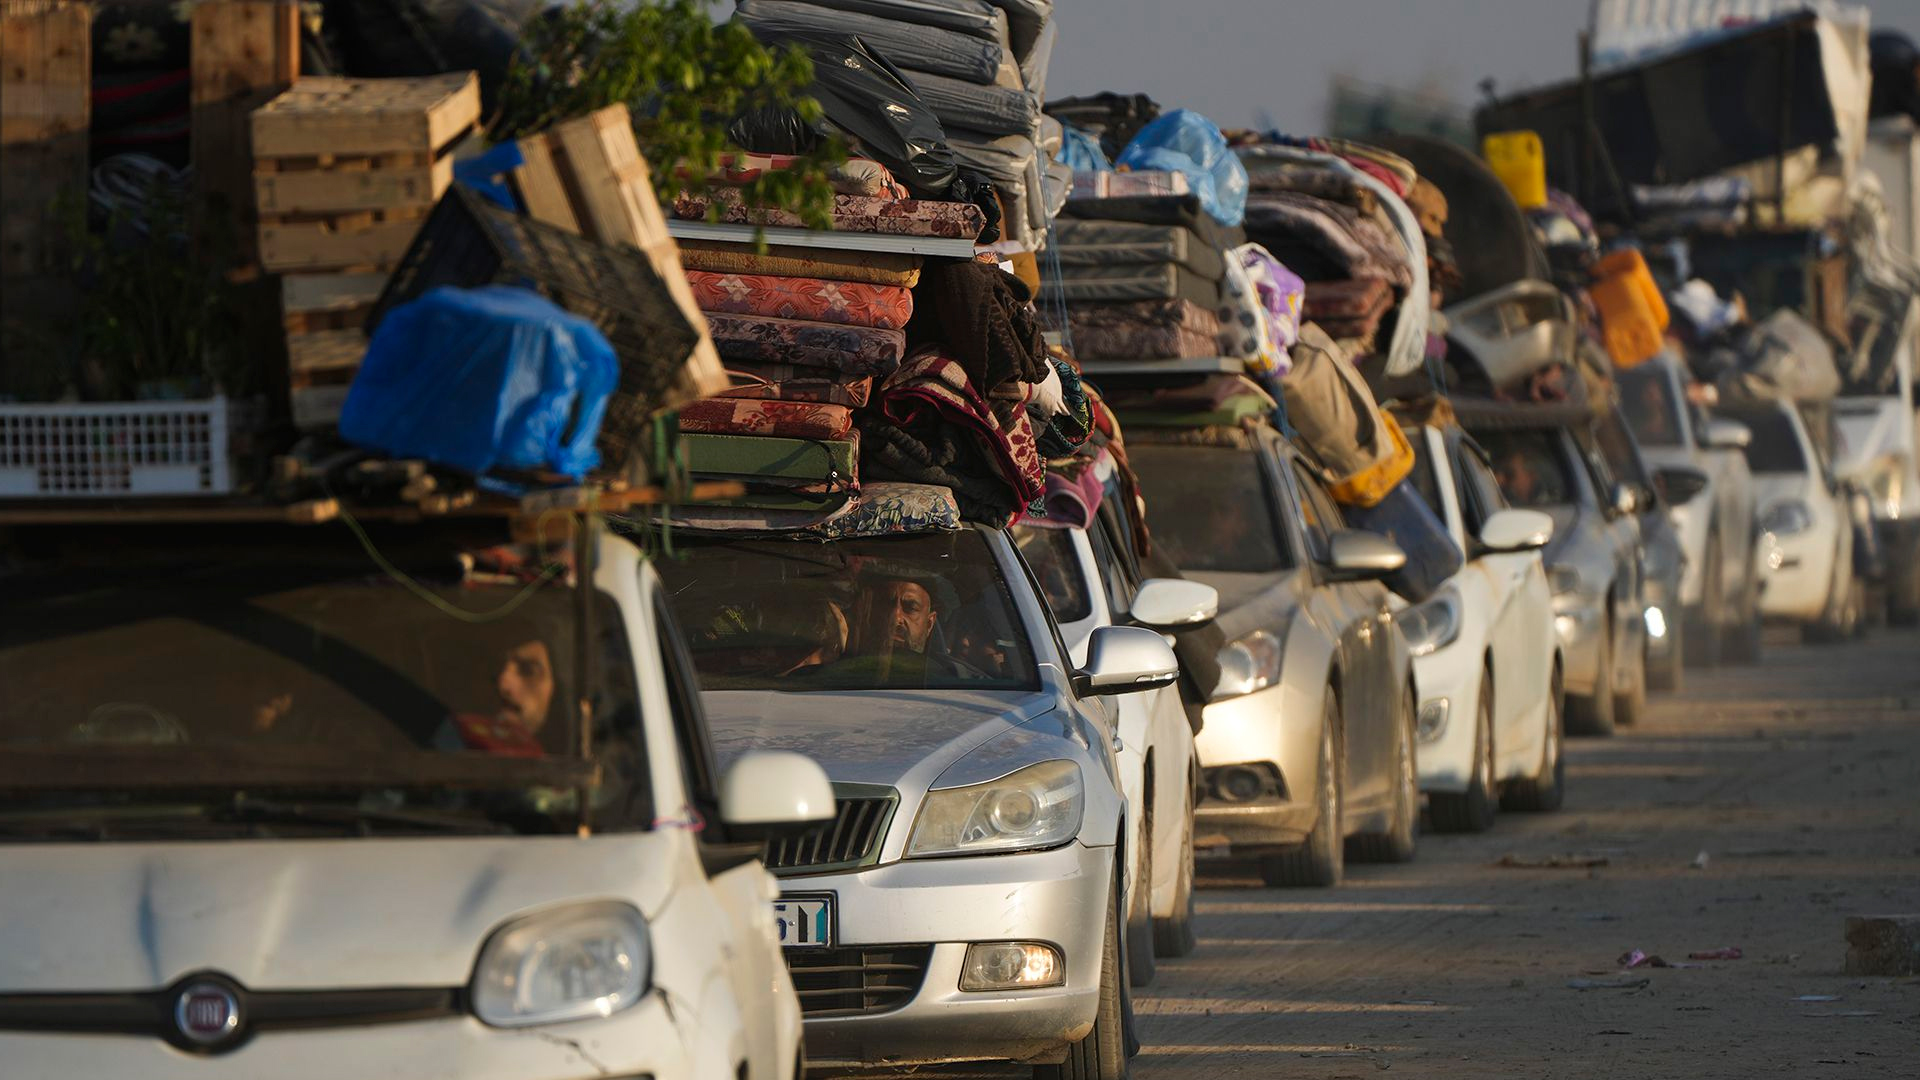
xmin=497 ymin=640 xmax=555 ymax=733
xmin=1497 ymin=451 xmax=1537 ymax=504
xmin=880 ymin=580 xmax=938 ymax=654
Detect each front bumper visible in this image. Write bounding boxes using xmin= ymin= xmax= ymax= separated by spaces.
xmin=782 ymin=841 xmax=1112 ymax=1068
xmin=1191 ymin=683 xmax=1320 ymax=850
xmin=1412 ymin=639 xmax=1482 ymax=795
xmin=0 ymin=994 xmax=696 ymax=1080
xmin=1552 ymin=596 xmax=1606 ymax=698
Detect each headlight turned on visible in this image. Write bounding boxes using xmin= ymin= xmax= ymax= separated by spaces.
xmin=960 ymin=942 xmax=1065 ymax=991
xmin=1213 ymin=629 xmax=1283 ymax=699
xmin=471 ymin=903 xmax=650 ymax=1027
xmin=907 ymin=760 xmax=1086 ymax=857
xmin=1399 ymin=586 xmax=1463 ymax=658
xmin=1760 ymin=499 xmax=1814 ymax=537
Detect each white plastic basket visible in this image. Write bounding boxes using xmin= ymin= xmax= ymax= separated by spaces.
xmin=0 ymin=397 xmax=241 ymax=498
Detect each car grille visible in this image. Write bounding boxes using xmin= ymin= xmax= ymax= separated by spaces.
xmin=786 ymin=945 xmax=932 ymax=1018
xmin=763 ymin=794 xmax=894 ymax=873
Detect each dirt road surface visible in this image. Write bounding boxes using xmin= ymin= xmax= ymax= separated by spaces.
xmin=817 ymin=626 xmax=1920 ymax=1079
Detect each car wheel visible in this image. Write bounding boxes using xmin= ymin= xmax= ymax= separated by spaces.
xmin=1351 ymin=684 xmax=1419 ymax=862
xmin=1503 ymin=663 xmax=1565 ymax=812
xmin=1566 ymin=614 xmax=1617 ymax=736
xmin=1151 ymin=782 xmax=1198 ymax=958
xmin=1037 ymin=868 xmax=1132 ymax=1080
xmin=1429 ymin=672 xmax=1497 ymax=833
xmin=1125 ymin=810 xmax=1156 ymax=988
xmin=1687 ymin=536 xmax=1723 ymax=670
xmin=1614 ymin=628 xmax=1648 ymax=727
xmin=1260 ymin=692 xmax=1343 ymax=888
xmin=1890 ymin=550 xmax=1920 ymax=627
xmin=1803 ymin=559 xmax=1852 ymax=645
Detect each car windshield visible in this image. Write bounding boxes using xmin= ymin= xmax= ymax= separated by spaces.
xmin=1617 ymin=365 xmax=1686 ymax=447
xmin=1013 ymin=525 xmax=1092 ymax=624
xmin=0 ymin=523 xmax=647 ymax=838
xmin=1723 ymin=408 xmax=1807 ymax=473
xmin=1128 ymin=444 xmax=1293 ymax=574
xmin=1473 ymin=429 xmax=1579 ymax=508
xmin=659 ymin=531 xmax=1040 ymax=692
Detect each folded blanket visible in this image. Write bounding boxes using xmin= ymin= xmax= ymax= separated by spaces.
xmin=1039 ymin=262 xmax=1224 ymax=308
xmin=1241 ymin=159 xmax=1379 ymax=214
xmin=718 ymin=363 xmax=874 ymax=407
xmin=673 ymin=190 xmax=986 ymax=240
xmin=737 ymin=0 xmax=1007 ymax=84
xmin=1063 ymin=298 xmax=1222 ymax=360
xmin=906 ymin=260 xmax=1050 ymax=394
xmin=1052 ymin=218 xmax=1226 ymax=280
xmin=707 ymin=312 xmax=906 ymax=376
xmin=1069 ymin=170 xmax=1190 ymax=201
xmin=676 ymin=241 xmax=922 ymax=288
xmin=895 ymin=67 xmax=1039 ymax=137
xmin=810 ymin=481 xmax=963 ymax=539
xmin=1243 ymin=193 xmax=1410 ymax=287
xmin=685 ymin=153 xmax=907 ymax=198
xmin=1059 ymin=193 xmax=1246 ymax=252
xmin=1305 ymin=277 xmax=1392 ymax=320
xmin=687 ymin=271 xmax=914 ymax=330
xmin=678 ymin=397 xmax=854 ymax=441
xmin=859 ymin=348 xmax=1044 ymax=525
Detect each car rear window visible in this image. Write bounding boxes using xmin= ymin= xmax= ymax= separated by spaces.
xmin=1722 ymin=408 xmax=1807 ymax=474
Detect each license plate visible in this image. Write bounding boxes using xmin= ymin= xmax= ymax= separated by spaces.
xmin=773 ymin=895 xmax=834 ymax=949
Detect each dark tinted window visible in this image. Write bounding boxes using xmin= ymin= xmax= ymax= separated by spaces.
xmin=1617 ymin=365 xmax=1686 ymax=447
xmin=1013 ymin=526 xmax=1093 ymax=624
xmin=1474 ymin=429 xmax=1579 ymax=508
xmin=1722 ymin=408 xmax=1807 ymax=473
xmin=1291 ymin=462 xmax=1347 ymax=562
xmin=1406 ymin=426 xmax=1446 ymax=520
xmin=1129 ymin=445 xmax=1293 ymax=573
xmin=1456 ymin=440 xmax=1510 ymax=532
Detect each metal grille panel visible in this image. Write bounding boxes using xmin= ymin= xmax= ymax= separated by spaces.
xmin=763 ymin=795 xmax=892 ymax=872
xmin=785 ymin=945 xmax=932 ymax=1018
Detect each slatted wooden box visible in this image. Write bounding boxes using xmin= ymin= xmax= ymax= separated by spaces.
xmin=280 ymin=271 xmax=386 ymax=429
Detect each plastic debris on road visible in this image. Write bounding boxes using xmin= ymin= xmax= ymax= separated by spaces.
xmin=1688 ymin=947 xmax=1744 ymax=960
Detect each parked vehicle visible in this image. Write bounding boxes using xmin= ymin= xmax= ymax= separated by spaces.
xmin=1616 ymin=352 xmax=1764 ymax=664
xmin=1397 ymin=407 xmax=1565 ymax=831
xmin=1014 ymin=475 xmax=1215 ymax=979
xmin=1594 ymin=402 xmax=1697 ymax=690
xmin=658 ymin=525 xmax=1178 ymax=1078
xmin=1720 ymin=401 xmax=1865 ymax=641
xmin=1833 ymin=275 xmax=1920 ymax=625
xmin=0 ymin=521 xmax=832 ymax=1080
xmin=1460 ymin=401 xmax=1649 ymax=736
xmin=1126 ymin=425 xmax=1419 ymax=888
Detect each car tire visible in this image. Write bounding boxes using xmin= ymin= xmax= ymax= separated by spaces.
xmin=1566 ymin=615 xmax=1617 ymax=737
xmin=1350 ymin=684 xmax=1419 ymax=863
xmin=1687 ymin=536 xmax=1723 ymax=670
xmin=1037 ymin=868 xmax=1132 ymax=1080
xmin=1151 ymin=783 xmax=1198 ymax=958
xmin=1803 ymin=559 xmax=1853 ymax=645
xmin=1260 ymin=693 xmax=1343 ymax=888
xmin=1429 ymin=672 xmax=1497 ymax=833
xmin=1125 ymin=811 xmax=1156 ymax=989
xmin=1614 ymin=630 xmax=1648 ymax=727
xmin=1503 ymin=663 xmax=1565 ymax=812
xmin=1889 ymin=551 xmax=1920 ymax=627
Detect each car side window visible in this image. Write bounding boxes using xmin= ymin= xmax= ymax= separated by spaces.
xmin=1289 ymin=462 xmax=1345 ymax=563
xmin=1456 ymin=440 xmax=1509 ymax=532
xmin=654 ymin=593 xmax=724 ymax=830
xmin=1575 ymin=429 xmax=1618 ymax=498
xmin=1087 ymin=510 xmax=1135 ymax=619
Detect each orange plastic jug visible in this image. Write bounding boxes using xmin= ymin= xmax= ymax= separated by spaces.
xmin=1482 ymin=130 xmax=1547 ymax=210
xmin=1589 ymin=248 xmax=1670 ymax=369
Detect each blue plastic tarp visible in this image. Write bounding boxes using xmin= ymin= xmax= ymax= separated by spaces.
xmin=340 ymin=285 xmax=618 ymax=481
xmin=1058 ymin=122 xmax=1111 ymax=173
xmin=1116 ymin=108 xmax=1248 ymax=226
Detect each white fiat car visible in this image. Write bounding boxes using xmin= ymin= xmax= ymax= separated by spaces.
xmin=1013 ymin=466 xmax=1217 ymax=982
xmin=1397 ymin=409 xmax=1566 ymax=830
xmin=0 ymin=519 xmax=833 ymax=1080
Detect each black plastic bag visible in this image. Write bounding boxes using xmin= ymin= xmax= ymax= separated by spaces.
xmin=321 ymin=0 xmax=537 ymax=115
xmin=732 ymin=24 xmax=958 ymax=199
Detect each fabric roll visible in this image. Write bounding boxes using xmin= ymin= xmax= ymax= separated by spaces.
xmin=906 ymin=260 xmax=1050 ymax=394
xmin=718 ymin=363 xmax=875 ymax=408
xmin=1062 ymin=298 xmax=1222 ymax=360
xmin=810 ymin=482 xmax=963 ymax=539
xmin=676 ymin=241 xmax=922 ymax=288
xmin=1304 ymin=277 xmax=1393 ymax=320
xmin=707 ymin=312 xmax=907 ymax=376
xmin=672 ymin=190 xmax=987 ymax=241
xmin=687 ymin=271 xmax=914 ymax=330
xmin=735 ymin=1 xmax=1006 ymax=84
xmin=858 ymin=348 xmax=1044 ymax=526
xmin=678 ymin=397 xmax=854 ymax=441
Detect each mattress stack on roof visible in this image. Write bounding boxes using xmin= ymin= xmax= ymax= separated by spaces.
xmin=1041 ymin=194 xmax=1247 ymax=361
xmin=733 ymin=0 xmax=1057 ymax=250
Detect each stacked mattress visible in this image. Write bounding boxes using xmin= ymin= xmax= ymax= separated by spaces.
xmin=1042 ymin=194 xmax=1246 ymax=361
xmin=734 ymin=0 xmax=1057 ymax=250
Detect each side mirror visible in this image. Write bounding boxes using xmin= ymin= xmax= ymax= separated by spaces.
xmin=1130 ymin=577 xmax=1219 ymax=630
xmin=720 ymin=751 xmax=835 ymax=841
xmin=1655 ymin=465 xmax=1710 ymax=507
xmin=1073 ymin=624 xmax=1180 ymax=696
xmin=1325 ymin=529 xmax=1408 ymax=581
xmin=1699 ymin=418 xmax=1751 ymax=451
xmin=1609 ymin=482 xmax=1640 ymax=518
xmin=1478 ymin=508 xmax=1554 ymax=552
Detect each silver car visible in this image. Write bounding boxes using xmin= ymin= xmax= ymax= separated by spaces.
xmin=656 ymin=525 xmax=1178 ymax=1077
xmin=1126 ymin=425 xmax=1419 ymax=888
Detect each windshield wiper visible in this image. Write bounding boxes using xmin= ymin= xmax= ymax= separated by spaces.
xmin=0 ymin=797 xmax=515 ymax=839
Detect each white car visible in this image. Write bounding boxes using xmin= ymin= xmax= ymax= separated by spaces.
xmin=1398 ymin=413 xmax=1566 ymax=830
xmin=1722 ymin=401 xmax=1864 ymax=640
xmin=0 ymin=520 xmax=834 ymax=1080
xmin=1013 ymin=471 xmax=1216 ymax=983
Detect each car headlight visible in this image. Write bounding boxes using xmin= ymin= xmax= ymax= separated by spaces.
xmin=1548 ymin=564 xmax=1584 ymax=597
xmin=1760 ymin=499 xmax=1813 ymax=537
xmin=1212 ymin=629 xmax=1283 ymax=699
xmin=471 ymin=903 xmax=650 ymax=1027
xmin=907 ymin=760 xmax=1085 ymax=858
xmin=1864 ymin=459 xmax=1903 ymax=519
xmin=1399 ymin=586 xmax=1462 ymax=658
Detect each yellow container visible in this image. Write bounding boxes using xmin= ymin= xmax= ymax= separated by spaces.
xmin=1482 ymin=130 xmax=1548 ymax=210
xmin=1589 ymin=248 xmax=1671 ymax=369
xmin=1329 ymin=415 xmax=1415 ymax=509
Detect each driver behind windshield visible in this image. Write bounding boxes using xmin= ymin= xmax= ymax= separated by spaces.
xmin=433 ymin=618 xmax=570 ymax=758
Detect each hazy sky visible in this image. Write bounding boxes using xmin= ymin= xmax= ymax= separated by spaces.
xmin=1042 ymin=0 xmax=1920 ymax=133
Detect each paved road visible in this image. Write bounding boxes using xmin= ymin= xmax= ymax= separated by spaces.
xmin=1137 ymin=626 xmax=1920 ymax=1079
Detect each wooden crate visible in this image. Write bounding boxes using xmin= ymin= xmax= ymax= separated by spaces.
xmin=251 ymin=73 xmax=480 ymax=159
xmin=258 ymin=207 xmax=429 ymax=272
xmin=190 ymin=0 xmax=299 ymax=229
xmin=1 ymin=1 xmax=91 ymax=283
xmin=282 ymin=271 xmax=383 ymax=429
xmin=255 ymin=151 xmax=454 ymax=215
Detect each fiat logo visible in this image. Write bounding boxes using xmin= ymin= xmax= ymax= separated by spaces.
xmin=174 ymin=982 xmax=241 ymax=1045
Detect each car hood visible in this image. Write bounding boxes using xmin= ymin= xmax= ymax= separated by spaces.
xmin=702 ymin=688 xmax=1061 ymax=788
xmin=0 ymin=833 xmax=678 ymax=992
xmin=1185 ymin=569 xmax=1305 ymax=643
